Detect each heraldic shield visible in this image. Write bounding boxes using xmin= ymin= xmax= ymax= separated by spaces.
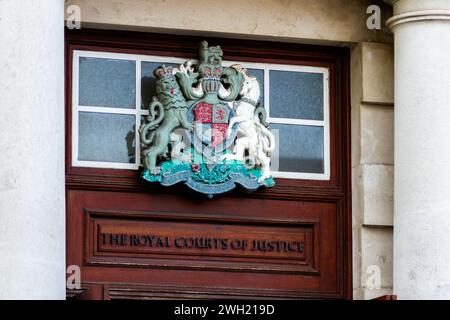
xmin=139 ymin=41 xmax=276 ymax=197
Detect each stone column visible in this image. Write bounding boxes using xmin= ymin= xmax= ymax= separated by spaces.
xmin=386 ymin=0 xmax=450 ymax=299
xmin=0 ymin=1 xmax=65 ymax=299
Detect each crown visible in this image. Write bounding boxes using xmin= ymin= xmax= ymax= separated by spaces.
xmin=153 ymin=65 xmax=174 ymax=80
xmin=201 ymin=66 xmax=222 ymax=80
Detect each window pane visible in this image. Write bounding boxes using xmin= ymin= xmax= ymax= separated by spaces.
xmin=271 ymin=123 xmax=324 ymax=174
xmin=141 ymin=61 xmax=179 ymax=109
xmin=78 ymin=112 xmax=136 ymax=163
xmin=269 ymin=70 xmax=323 ymax=120
xmin=246 ymin=68 xmax=264 ymax=105
xmin=79 ymin=57 xmax=136 ymax=108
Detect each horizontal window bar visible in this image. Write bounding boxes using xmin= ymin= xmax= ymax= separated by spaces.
xmin=77 ymin=105 xmax=138 ymax=115
xmin=268 ymin=117 xmax=325 ymax=126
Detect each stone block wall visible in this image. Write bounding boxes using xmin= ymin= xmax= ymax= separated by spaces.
xmin=351 ymin=42 xmax=394 ymax=299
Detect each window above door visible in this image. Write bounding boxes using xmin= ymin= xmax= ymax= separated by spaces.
xmin=71 ymin=50 xmax=330 ymax=180
xmin=65 ymin=29 xmax=349 ymax=192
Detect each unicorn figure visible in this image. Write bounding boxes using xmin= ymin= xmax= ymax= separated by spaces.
xmin=221 ymin=65 xmax=275 ymax=183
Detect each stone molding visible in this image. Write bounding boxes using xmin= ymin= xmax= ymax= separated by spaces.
xmin=387 ymin=9 xmax=450 ymax=30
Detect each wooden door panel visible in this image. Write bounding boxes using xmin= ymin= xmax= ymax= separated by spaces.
xmin=67 ymin=190 xmax=342 ymax=299
xmin=65 ymin=29 xmax=351 ymax=299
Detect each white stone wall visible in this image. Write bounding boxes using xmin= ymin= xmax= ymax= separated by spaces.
xmin=351 ymin=42 xmax=394 ymax=299
xmin=0 ymin=0 xmax=66 ymax=299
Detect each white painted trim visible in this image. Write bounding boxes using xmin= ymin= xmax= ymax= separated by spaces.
xmin=74 ymin=50 xmax=188 ymax=65
xmin=77 ymin=105 xmax=137 ymax=114
xmin=269 ymin=118 xmax=325 ymax=126
xmin=73 ymin=160 xmax=139 ymax=170
xmin=72 ymin=52 xmax=80 ymax=169
xmin=71 ymin=50 xmax=331 ymax=181
xmin=264 ymin=65 xmax=270 ymax=124
xmin=222 ymin=60 xmax=328 ymax=74
xmin=272 ymin=171 xmax=329 ymax=180
xmin=76 ymin=106 xmax=149 ymax=116
xmin=322 ymin=69 xmax=331 ymax=181
xmin=135 ymin=59 xmax=142 ymax=167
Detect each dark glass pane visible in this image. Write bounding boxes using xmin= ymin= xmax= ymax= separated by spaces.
xmin=141 ymin=61 xmax=179 ymax=109
xmin=269 ymin=70 xmax=323 ymax=120
xmin=79 ymin=57 xmax=136 ymax=108
xmin=271 ymin=123 xmax=324 ymax=173
xmin=246 ymin=68 xmax=264 ymax=105
xmin=78 ymin=112 xmax=136 ymax=163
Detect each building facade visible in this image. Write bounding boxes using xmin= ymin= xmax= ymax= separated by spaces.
xmin=0 ymin=0 xmax=449 ymax=300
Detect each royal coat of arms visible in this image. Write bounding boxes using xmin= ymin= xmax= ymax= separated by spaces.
xmin=139 ymin=41 xmax=275 ymax=197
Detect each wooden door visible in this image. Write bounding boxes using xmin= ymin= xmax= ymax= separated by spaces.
xmin=65 ymin=29 xmax=351 ymax=299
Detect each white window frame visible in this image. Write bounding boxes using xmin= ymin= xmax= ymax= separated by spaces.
xmin=72 ymin=50 xmax=330 ymax=180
